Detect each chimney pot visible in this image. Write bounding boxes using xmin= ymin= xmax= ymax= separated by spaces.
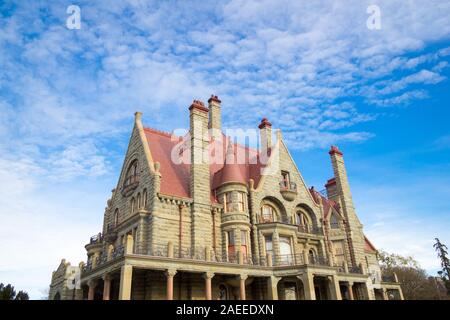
xmin=329 ymin=145 xmax=343 ymax=156
xmin=258 ymin=118 xmax=272 ymax=129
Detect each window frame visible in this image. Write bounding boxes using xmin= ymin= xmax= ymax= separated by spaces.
xmin=281 ymin=171 xmax=290 ymax=188
xmin=261 ymin=205 xmax=275 ymax=223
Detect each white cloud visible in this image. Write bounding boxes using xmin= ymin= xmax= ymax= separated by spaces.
xmin=1 ymin=0 xmax=450 ymax=298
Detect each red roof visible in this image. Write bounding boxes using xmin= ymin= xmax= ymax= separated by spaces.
xmin=364 ymin=236 xmax=377 ymax=253
xmin=309 ymin=187 xmax=340 ymax=219
xmin=144 ymin=128 xmax=266 ymax=201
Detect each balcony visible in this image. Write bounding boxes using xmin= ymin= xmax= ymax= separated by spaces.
xmin=309 ymin=255 xmax=329 ymax=266
xmin=85 ymin=233 xmax=103 ymax=254
xmin=297 ymin=225 xmax=322 ymax=235
xmin=279 ymin=181 xmax=297 ymax=201
xmin=121 ymin=174 xmax=139 ymax=196
xmin=89 ymin=233 xmax=103 ymax=244
xmin=272 ymin=254 xmax=305 ymax=266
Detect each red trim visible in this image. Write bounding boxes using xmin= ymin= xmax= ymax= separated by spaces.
xmin=258 ymin=118 xmax=272 ymax=129
xmin=325 ymin=178 xmax=336 ymax=188
xmin=329 ymin=145 xmax=343 ymax=156
xmin=208 ymin=95 xmax=221 ymax=104
xmin=189 ymin=100 xmax=209 ymax=113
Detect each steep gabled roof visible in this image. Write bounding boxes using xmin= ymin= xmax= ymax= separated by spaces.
xmin=144 ymin=128 xmax=266 ymax=200
xmin=364 ymin=236 xmax=378 ymax=253
xmin=309 ymin=187 xmax=340 ymax=219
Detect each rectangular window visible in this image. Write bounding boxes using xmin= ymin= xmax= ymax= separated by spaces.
xmin=240 ymin=230 xmax=248 ymax=257
xmin=240 ymin=230 xmax=247 ymax=245
xmin=333 ymin=241 xmax=345 ymax=266
xmin=265 ymin=235 xmax=273 ymax=254
xmin=237 ymin=192 xmax=245 ymax=211
xmin=281 ymin=171 xmax=290 ymax=188
xmin=227 ymin=230 xmax=236 ymax=261
xmin=225 ymin=193 xmax=232 ymax=212
xmin=228 ymin=230 xmax=235 ymax=245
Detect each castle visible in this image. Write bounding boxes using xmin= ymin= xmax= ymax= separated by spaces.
xmin=49 ymin=96 xmax=403 ymax=300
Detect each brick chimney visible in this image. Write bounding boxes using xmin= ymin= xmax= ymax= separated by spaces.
xmin=208 ymin=95 xmax=221 ymax=138
xmin=188 ymin=99 xmax=212 ymax=252
xmin=259 ymin=118 xmax=272 ymax=151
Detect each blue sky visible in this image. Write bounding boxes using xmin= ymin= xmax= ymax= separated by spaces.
xmin=0 ymin=0 xmax=449 ymax=299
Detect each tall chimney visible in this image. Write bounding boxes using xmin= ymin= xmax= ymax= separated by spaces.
xmin=189 ymin=99 xmax=212 ymax=252
xmin=328 ymin=145 xmax=365 ymax=267
xmin=208 ymin=95 xmax=221 ymax=138
xmin=259 ymin=118 xmax=272 ymax=151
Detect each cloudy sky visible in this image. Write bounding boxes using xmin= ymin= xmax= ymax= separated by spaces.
xmin=0 ymin=0 xmax=449 ymax=299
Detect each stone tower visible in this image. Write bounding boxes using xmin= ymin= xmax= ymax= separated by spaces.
xmin=189 ymin=100 xmax=212 ymax=252
xmin=328 ymin=146 xmax=366 ymax=267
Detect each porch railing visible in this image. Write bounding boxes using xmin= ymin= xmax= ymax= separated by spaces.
xmin=82 ymin=241 xmax=334 ymax=275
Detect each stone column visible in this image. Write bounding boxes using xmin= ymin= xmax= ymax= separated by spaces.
xmin=168 ymin=241 xmax=174 ymax=258
xmin=267 ymin=276 xmax=280 ymax=300
xmin=103 ymin=275 xmax=111 ymax=300
xmin=125 ymin=234 xmax=134 ymax=255
xmin=204 ymin=272 xmax=214 ymax=300
xmin=348 ymin=282 xmax=354 ymax=300
xmin=239 ymin=275 xmax=248 ymax=300
xmin=382 ymin=288 xmax=388 ymax=300
xmin=107 ymin=245 xmax=114 ymax=261
xmin=166 ymin=269 xmax=177 ymax=300
xmin=362 ymin=282 xmax=373 ymax=300
xmin=301 ymin=273 xmax=316 ymax=300
xmin=398 ymin=288 xmax=405 ymax=300
xmin=328 ymin=275 xmax=342 ymax=300
xmin=87 ymin=280 xmax=97 ymax=300
xmin=119 ymin=265 xmax=133 ymax=300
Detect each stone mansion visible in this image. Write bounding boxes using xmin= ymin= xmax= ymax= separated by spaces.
xmin=49 ymin=95 xmax=403 ymax=300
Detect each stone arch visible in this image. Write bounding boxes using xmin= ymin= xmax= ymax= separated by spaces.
xmin=53 ymin=291 xmax=61 ymax=300
xmin=124 ymin=158 xmax=139 ymax=187
xmin=260 ymin=196 xmax=288 ymax=223
xmin=294 ymin=204 xmax=320 ymax=229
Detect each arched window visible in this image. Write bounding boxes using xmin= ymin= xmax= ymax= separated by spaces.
xmin=114 ymin=209 xmax=119 ymax=227
xmin=124 ymin=160 xmax=139 ymax=187
xmin=131 ymin=197 xmax=135 ymax=214
xmin=296 ymin=211 xmax=311 ymax=233
xmin=142 ymin=189 xmax=147 ymax=209
xmin=330 ymin=214 xmax=340 ymax=229
xmin=137 ymin=193 xmax=141 ymax=209
xmin=261 ymin=205 xmax=275 ymax=223
xmin=308 ymin=249 xmax=316 ymax=264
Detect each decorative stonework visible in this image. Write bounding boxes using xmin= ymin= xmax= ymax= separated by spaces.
xmin=50 ymin=96 xmax=402 ymax=301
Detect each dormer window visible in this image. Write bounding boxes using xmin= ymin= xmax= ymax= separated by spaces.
xmin=330 ymin=213 xmax=340 ymax=229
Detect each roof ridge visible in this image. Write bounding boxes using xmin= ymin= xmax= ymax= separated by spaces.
xmin=144 ymin=127 xmax=177 ymax=138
